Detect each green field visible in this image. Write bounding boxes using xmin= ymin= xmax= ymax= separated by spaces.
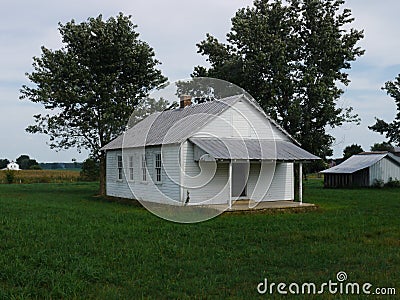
xmin=0 ymin=181 xmax=398 ymax=298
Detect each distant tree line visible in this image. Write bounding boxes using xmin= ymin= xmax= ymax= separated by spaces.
xmin=0 ymin=155 xmax=99 ymax=183
xmin=0 ymin=155 xmax=87 ymax=171
xmin=39 ymin=162 xmax=83 ymax=170
xmin=0 ymin=155 xmax=41 ymax=170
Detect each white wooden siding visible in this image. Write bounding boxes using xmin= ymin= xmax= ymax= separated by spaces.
xmin=193 ymin=100 xmax=288 ymax=141
xmin=106 ymin=145 xmax=181 ymax=204
xmin=106 ymin=149 xmax=134 ymax=199
xmin=182 ymin=141 xmax=294 ymax=203
xmin=108 ymin=144 xmax=294 ymax=203
xmin=182 ymin=141 xmax=229 ymax=205
xmin=370 ymin=158 xmax=400 ymax=184
xmin=247 ymin=162 xmax=294 ymax=201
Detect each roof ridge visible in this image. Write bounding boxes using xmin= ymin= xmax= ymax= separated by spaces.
xmin=154 ymin=94 xmax=241 ymax=116
xmin=101 ymin=94 xmax=298 ymax=151
xmin=321 ymin=152 xmax=396 ymax=174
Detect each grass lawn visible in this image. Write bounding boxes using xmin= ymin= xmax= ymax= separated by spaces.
xmin=0 ymin=180 xmax=399 ymax=298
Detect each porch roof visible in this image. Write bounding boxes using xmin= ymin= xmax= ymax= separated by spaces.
xmin=189 ymin=138 xmax=320 ymax=161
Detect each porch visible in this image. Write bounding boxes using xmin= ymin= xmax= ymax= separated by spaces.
xmin=207 ymin=199 xmax=316 ymax=213
xmin=188 ymin=137 xmax=320 ymax=207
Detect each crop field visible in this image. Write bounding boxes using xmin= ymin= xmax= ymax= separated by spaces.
xmin=0 ymin=180 xmax=398 ymax=298
xmin=0 ymin=170 xmax=80 ymax=184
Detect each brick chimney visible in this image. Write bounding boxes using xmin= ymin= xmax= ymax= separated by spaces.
xmin=180 ymin=95 xmax=192 ymax=108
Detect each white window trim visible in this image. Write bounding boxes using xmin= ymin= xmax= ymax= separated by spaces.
xmin=141 ymin=154 xmax=147 ymax=182
xmin=128 ymin=155 xmax=134 ymax=182
xmin=117 ymin=155 xmax=123 ymax=181
xmin=154 ymin=153 xmax=162 ymax=184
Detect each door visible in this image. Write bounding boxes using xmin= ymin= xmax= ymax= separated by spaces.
xmin=232 ymin=162 xmax=249 ymax=197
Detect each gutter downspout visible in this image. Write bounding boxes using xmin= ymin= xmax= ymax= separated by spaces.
xmin=229 ymin=160 xmax=232 ymax=209
xmin=180 ymin=142 xmax=185 ymax=205
xmin=299 ymin=162 xmax=303 ymax=205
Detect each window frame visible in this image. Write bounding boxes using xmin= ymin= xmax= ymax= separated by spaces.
xmin=154 ymin=153 xmax=162 ymax=184
xmin=141 ymin=154 xmax=147 ymax=182
xmin=117 ymin=155 xmax=123 ymax=181
xmin=128 ymin=155 xmax=134 ymax=181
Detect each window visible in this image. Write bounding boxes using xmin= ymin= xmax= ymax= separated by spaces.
xmin=117 ymin=155 xmax=123 ymax=180
xmin=128 ymin=156 xmax=134 ymax=181
xmin=155 ymin=153 xmax=162 ymax=183
xmin=141 ymin=154 xmax=147 ymax=181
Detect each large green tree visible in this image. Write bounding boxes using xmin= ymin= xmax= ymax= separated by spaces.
xmin=127 ymin=97 xmax=170 ymax=127
xmin=16 ymin=155 xmax=40 ymax=170
xmin=191 ymin=0 xmax=364 ymax=158
xmin=20 ymin=13 xmax=167 ymax=194
xmin=369 ymin=74 xmax=400 ymax=146
xmin=342 ymin=144 xmax=363 ymax=160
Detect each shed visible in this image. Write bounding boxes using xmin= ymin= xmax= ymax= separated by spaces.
xmin=101 ymin=94 xmax=319 ymax=207
xmin=321 ymin=152 xmax=400 ymax=188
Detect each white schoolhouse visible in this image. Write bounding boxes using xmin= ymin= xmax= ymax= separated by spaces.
xmin=101 ymin=94 xmax=319 ymax=207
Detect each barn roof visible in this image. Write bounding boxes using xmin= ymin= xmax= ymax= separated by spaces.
xmin=101 ymin=94 xmax=297 ymax=150
xmin=189 ymin=138 xmax=319 ymax=161
xmin=321 ymin=152 xmax=400 ymax=174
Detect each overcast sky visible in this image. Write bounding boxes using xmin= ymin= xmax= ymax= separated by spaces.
xmin=1 ymin=0 xmax=399 ymax=162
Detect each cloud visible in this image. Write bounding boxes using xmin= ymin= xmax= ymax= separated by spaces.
xmin=330 ymin=85 xmax=397 ymax=157
xmin=0 ymin=0 xmax=255 ymax=161
xmin=0 ymin=89 xmax=89 ymax=161
xmin=0 ymin=0 xmax=399 ymax=161
xmin=347 ymin=0 xmax=400 ymax=67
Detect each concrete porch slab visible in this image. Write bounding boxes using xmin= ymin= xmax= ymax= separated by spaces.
xmin=209 ymin=200 xmax=317 ymax=213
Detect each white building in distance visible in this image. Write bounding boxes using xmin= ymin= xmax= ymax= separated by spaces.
xmin=6 ymin=161 xmax=20 ymax=170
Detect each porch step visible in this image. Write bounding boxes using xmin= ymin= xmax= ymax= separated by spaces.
xmin=233 ymin=199 xmax=256 ymax=206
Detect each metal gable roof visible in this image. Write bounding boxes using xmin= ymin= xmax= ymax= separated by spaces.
xmin=101 ymin=96 xmax=238 ymax=150
xmin=101 ymin=94 xmax=298 ymax=151
xmin=321 ymin=153 xmax=400 ymax=174
xmin=189 ymin=138 xmax=320 ymax=161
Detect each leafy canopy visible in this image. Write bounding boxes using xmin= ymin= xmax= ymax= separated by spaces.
xmin=369 ymin=74 xmax=400 ymax=147
xmin=20 ymin=13 xmax=167 ymax=159
xmin=16 ymin=155 xmax=40 ymax=170
xmin=0 ymin=159 xmax=10 ymax=169
xmin=192 ymin=0 xmax=364 ymax=158
xmin=127 ymin=97 xmax=170 ymax=128
xmin=370 ymin=142 xmax=394 ymax=152
xmin=343 ymin=144 xmax=363 ymax=160
xmin=80 ymin=158 xmax=100 ymax=181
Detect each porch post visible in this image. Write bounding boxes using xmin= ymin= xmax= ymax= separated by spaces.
xmin=299 ymin=162 xmax=303 ymax=205
xmin=180 ymin=142 xmax=185 ymax=205
xmin=229 ymin=160 xmax=232 ymax=209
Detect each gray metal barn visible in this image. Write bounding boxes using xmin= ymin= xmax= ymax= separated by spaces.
xmin=321 ymin=152 xmax=400 ymax=188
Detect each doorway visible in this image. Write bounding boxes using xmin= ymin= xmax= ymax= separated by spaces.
xmin=231 ymin=162 xmax=249 ymax=197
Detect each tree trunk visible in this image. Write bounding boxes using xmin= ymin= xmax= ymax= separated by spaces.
xmin=99 ymin=152 xmax=106 ymax=196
